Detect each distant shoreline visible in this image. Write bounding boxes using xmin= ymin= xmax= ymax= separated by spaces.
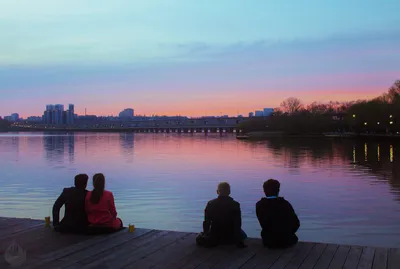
xmin=2 ymin=128 xmax=400 ymax=140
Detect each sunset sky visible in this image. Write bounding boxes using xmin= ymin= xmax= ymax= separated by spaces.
xmin=1 ymin=0 xmax=399 ymax=117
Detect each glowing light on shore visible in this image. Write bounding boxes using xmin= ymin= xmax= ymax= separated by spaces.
xmin=364 ymin=143 xmax=368 ymax=161
xmin=377 ymin=144 xmax=380 ymax=162
xmin=390 ymin=145 xmax=394 ymax=163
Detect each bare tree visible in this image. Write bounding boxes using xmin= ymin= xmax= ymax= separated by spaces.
xmin=280 ymin=97 xmax=303 ymax=114
xmin=307 ymin=102 xmax=328 ymax=114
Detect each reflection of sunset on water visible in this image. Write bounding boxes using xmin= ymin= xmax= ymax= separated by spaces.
xmin=0 ymin=133 xmax=400 ymax=248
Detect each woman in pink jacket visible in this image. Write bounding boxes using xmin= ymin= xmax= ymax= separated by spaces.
xmin=85 ymin=173 xmax=122 ymax=229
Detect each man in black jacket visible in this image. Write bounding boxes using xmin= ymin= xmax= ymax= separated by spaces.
xmin=256 ymin=179 xmax=300 ymax=248
xmin=197 ymin=182 xmax=246 ymax=248
xmin=52 ymin=174 xmax=89 ymax=233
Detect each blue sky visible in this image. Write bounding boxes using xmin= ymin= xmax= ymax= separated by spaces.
xmin=1 ymin=0 xmax=399 ymax=117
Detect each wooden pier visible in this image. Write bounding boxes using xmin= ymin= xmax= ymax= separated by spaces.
xmin=0 ymin=217 xmax=398 ymax=269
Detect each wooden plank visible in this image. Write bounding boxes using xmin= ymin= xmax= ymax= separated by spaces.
xmin=343 ymin=246 xmax=362 ymax=269
xmin=328 ymin=245 xmax=350 ymax=269
xmin=124 ymin=233 xmax=197 ymax=269
xmin=299 ymin=243 xmax=327 ymax=269
xmin=388 ymin=248 xmax=400 ymax=269
xmin=0 ymin=226 xmax=45 ymax=253
xmin=282 ymin=242 xmax=315 ymax=269
xmin=0 ymin=219 xmax=44 ymax=239
xmin=269 ymin=242 xmax=307 ymax=269
xmin=196 ymin=246 xmax=234 ymax=269
xmin=38 ymin=228 xmax=148 ymax=260
xmin=210 ymin=246 xmax=256 ymax=269
xmin=80 ymin=231 xmax=187 ymax=269
xmin=74 ymin=230 xmax=168 ymax=267
xmin=313 ymin=244 xmax=338 ymax=269
xmin=1 ymin=227 xmax=91 ymax=269
xmin=239 ymin=240 xmax=285 ymax=269
xmin=164 ymin=241 xmax=216 ymax=269
xmin=148 ymin=233 xmax=200 ymax=269
xmin=372 ymin=248 xmax=388 ymax=269
xmin=357 ymin=247 xmax=375 ymax=269
xmin=31 ymin=229 xmax=156 ymax=269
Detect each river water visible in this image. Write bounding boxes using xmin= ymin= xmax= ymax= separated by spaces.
xmin=0 ymin=132 xmax=399 ymax=247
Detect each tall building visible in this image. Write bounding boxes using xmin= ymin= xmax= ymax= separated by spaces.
xmin=263 ymin=108 xmax=274 ymax=117
xmin=54 ymin=104 xmax=64 ymax=125
xmin=43 ymin=104 xmax=73 ymax=125
xmin=66 ymin=104 xmax=75 ymax=125
xmin=249 ymin=112 xmax=254 ymax=117
xmin=119 ymin=108 xmax=134 ymax=119
xmin=255 ymin=110 xmax=264 ymax=117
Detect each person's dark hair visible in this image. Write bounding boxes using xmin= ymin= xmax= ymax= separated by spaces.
xmin=74 ymin=174 xmax=89 ymax=188
xmin=263 ymin=179 xmax=280 ymax=197
xmin=90 ymin=173 xmax=105 ymax=204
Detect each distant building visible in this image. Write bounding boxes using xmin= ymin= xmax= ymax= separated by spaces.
xmin=43 ymin=104 xmax=74 ymax=125
xmin=255 ymin=110 xmax=264 ymax=117
xmin=3 ymin=113 xmax=19 ymax=122
xmin=27 ymin=116 xmax=42 ymax=122
xmin=263 ymin=108 xmax=274 ymax=117
xmin=10 ymin=113 xmax=19 ymax=122
xmin=119 ymin=108 xmax=134 ymax=119
xmin=66 ymin=104 xmax=75 ymax=125
xmin=249 ymin=112 xmax=254 ymax=117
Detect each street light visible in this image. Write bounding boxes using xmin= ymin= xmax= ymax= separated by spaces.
xmin=377 ymin=122 xmax=380 ymax=125
xmin=390 ymin=121 xmax=393 ymax=125
xmin=390 ymin=115 xmax=393 ymax=118
xmin=353 ymin=114 xmax=356 ymax=118
xmin=364 ymin=122 xmax=368 ymax=126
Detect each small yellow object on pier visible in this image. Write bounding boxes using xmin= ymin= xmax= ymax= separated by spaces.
xmin=128 ymin=224 xmax=135 ymax=233
xmin=45 ymin=216 xmax=50 ymax=227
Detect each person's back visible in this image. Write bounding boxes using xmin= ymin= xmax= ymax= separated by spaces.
xmin=197 ymin=182 xmax=246 ymax=248
xmin=256 ymin=179 xmax=300 ymax=248
xmin=52 ymin=174 xmax=89 ymax=233
xmin=86 ymin=190 xmax=117 ymax=226
xmin=85 ymin=173 xmax=122 ymax=230
xmin=205 ymin=195 xmax=241 ymax=242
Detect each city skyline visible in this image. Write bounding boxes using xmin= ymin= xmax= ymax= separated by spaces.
xmin=1 ymin=0 xmax=399 ymax=117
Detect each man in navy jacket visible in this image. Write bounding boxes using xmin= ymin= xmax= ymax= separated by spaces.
xmin=52 ymin=174 xmax=89 ymax=233
xmin=256 ymin=179 xmax=300 ymax=248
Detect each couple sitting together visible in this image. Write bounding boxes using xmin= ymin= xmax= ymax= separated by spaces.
xmin=52 ymin=173 xmax=123 ymax=234
xmin=197 ymin=179 xmax=300 ymax=249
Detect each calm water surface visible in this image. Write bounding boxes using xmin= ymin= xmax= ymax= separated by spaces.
xmin=1 ymin=132 xmax=400 ymax=247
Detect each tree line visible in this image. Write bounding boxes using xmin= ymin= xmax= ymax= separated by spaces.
xmin=0 ymin=119 xmax=11 ymax=131
xmin=240 ymin=80 xmax=400 ymax=135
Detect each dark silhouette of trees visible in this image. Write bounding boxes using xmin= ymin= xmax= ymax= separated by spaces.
xmin=241 ymin=80 xmax=400 ymax=135
xmin=280 ymin=97 xmax=303 ymax=114
xmin=0 ymin=119 xmax=10 ymax=130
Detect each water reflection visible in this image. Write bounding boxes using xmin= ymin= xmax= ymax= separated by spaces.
xmin=261 ymin=137 xmax=400 ymax=200
xmin=119 ymin=133 xmax=135 ymax=162
xmin=68 ymin=134 xmax=75 ymax=164
xmin=0 ymin=133 xmax=400 ymax=247
xmin=43 ymin=135 xmax=65 ymax=165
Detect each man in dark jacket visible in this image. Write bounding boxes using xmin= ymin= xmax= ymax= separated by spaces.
xmin=197 ymin=182 xmax=246 ymax=248
xmin=256 ymin=179 xmax=300 ymax=248
xmin=52 ymin=174 xmax=89 ymax=233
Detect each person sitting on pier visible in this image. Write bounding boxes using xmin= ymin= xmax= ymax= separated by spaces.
xmin=85 ymin=173 xmax=123 ymax=233
xmin=52 ymin=174 xmax=89 ymax=233
xmin=256 ymin=179 xmax=300 ymax=248
xmin=196 ymin=182 xmax=247 ymax=248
